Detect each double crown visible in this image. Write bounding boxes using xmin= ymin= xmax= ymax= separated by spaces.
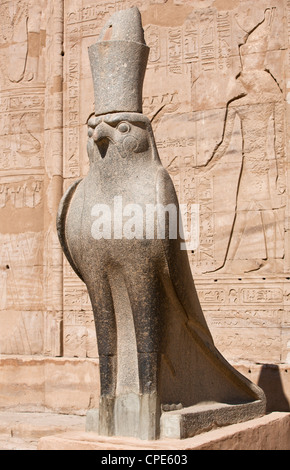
xmin=88 ymin=7 xmax=149 ymax=116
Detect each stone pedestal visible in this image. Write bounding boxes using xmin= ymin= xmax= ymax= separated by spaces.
xmin=38 ymin=412 xmax=290 ymax=451
xmin=86 ymin=400 xmax=265 ymax=440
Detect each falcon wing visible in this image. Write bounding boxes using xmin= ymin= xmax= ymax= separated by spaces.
xmin=56 ymin=178 xmax=84 ymax=282
xmin=155 ymin=166 xmax=213 ymax=342
xmin=155 ymin=167 xmax=267 ymax=402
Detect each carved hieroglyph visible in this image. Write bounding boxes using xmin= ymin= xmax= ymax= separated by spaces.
xmin=0 ymin=0 xmax=64 ymax=356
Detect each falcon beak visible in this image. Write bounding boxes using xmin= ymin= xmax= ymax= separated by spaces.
xmin=93 ymin=122 xmax=114 ymax=159
xmin=96 ymin=137 xmax=110 ymax=159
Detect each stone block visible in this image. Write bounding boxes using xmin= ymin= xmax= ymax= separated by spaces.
xmin=38 ymin=412 xmax=290 ymax=450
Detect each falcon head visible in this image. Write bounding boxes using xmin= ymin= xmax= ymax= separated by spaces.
xmin=87 ymin=112 xmax=159 ymax=162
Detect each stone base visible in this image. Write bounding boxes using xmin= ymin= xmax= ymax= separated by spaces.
xmin=86 ymin=399 xmax=266 ymax=440
xmin=0 ymin=411 xmax=86 ymax=450
xmin=160 ymin=400 xmax=265 ymax=439
xmin=38 ymin=412 xmax=290 ymax=450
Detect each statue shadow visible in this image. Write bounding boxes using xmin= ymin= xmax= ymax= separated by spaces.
xmin=257 ymin=364 xmax=289 ymax=412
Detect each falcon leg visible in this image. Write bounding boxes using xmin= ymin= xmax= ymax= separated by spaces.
xmin=87 ymin=275 xmax=117 ymax=436
xmin=125 ymin=272 xmax=162 ymax=439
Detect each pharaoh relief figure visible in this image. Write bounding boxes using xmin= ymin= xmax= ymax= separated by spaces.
xmin=57 ymin=8 xmax=265 ymax=440
xmin=196 ymin=8 xmax=286 ymax=274
xmin=0 ymin=0 xmax=45 ymax=85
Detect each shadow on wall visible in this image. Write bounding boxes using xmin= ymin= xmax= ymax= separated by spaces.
xmin=257 ymin=364 xmax=289 ymax=413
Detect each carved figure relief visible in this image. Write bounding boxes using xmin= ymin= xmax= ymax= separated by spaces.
xmin=0 ymin=106 xmax=44 ymax=170
xmin=0 ymin=0 xmax=46 ymax=86
xmin=0 ymin=232 xmax=43 ymax=355
xmin=195 ymin=8 xmax=286 ymax=274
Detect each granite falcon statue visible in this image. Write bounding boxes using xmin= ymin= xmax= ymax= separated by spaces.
xmin=57 ymin=7 xmax=266 ymax=440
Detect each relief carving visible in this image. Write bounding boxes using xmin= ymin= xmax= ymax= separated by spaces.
xmin=0 ymin=178 xmax=42 ymax=209
xmin=195 ymin=8 xmax=286 ymax=274
xmin=64 ymin=310 xmax=98 ymax=358
xmin=0 ymin=0 xmax=46 ymax=86
xmin=0 ymin=96 xmax=44 ymax=171
xmin=0 ymin=232 xmax=43 ymax=311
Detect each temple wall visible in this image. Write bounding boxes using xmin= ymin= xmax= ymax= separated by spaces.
xmin=0 ymin=0 xmax=289 ymax=414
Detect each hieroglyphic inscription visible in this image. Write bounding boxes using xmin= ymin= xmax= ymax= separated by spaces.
xmin=242 ymin=288 xmax=283 ymax=304
xmin=197 ymin=284 xmax=284 ymax=307
xmin=212 ymin=330 xmax=281 ymax=362
xmin=63 ymin=256 xmax=96 ymax=357
xmin=145 ymin=9 xmax=233 ymax=75
xmin=285 ymin=0 xmax=290 ymax=274
xmin=197 ymin=282 xmax=286 ymax=362
xmin=198 ymin=288 xmax=226 ymax=304
xmin=0 ymin=178 xmax=42 ymax=208
xmin=66 ymin=1 xmax=146 ymax=26
xmin=216 ymin=11 xmax=231 ymax=71
xmin=183 ymin=18 xmax=198 ymax=65
xmin=64 ymin=310 xmax=98 ymax=358
xmin=168 ymin=28 xmax=183 ymax=74
xmin=0 ymin=232 xmax=43 ymax=310
xmin=200 ymin=9 xmax=215 ymax=71
xmin=208 ymin=309 xmax=283 ymax=328
xmin=64 ymin=40 xmax=80 ymax=178
xmin=0 ymin=91 xmax=44 ymax=171
xmin=196 ymin=176 xmax=214 ymax=266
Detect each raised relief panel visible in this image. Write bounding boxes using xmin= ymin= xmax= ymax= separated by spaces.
xmin=0 ymin=1 xmax=46 ymax=173
xmin=191 ymin=4 xmax=287 ymax=276
xmin=64 ymin=311 xmax=98 ymax=358
xmin=63 ymin=255 xmax=96 ymax=358
xmin=0 ymin=232 xmax=44 ymax=355
xmin=197 ymin=281 xmax=285 ymax=362
xmin=0 ymin=0 xmax=48 ymax=357
xmin=0 ymin=232 xmax=43 ymax=311
xmin=0 ymin=0 xmax=46 ymax=86
xmin=0 ymin=310 xmax=43 ymax=355
xmin=0 ymin=93 xmax=44 ymax=172
xmin=0 ymin=177 xmax=42 ymax=209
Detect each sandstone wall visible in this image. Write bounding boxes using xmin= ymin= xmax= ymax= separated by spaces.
xmin=0 ymin=0 xmax=289 ymax=414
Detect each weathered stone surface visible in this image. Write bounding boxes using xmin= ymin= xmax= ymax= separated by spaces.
xmin=0 ymin=411 xmax=85 ymax=450
xmin=88 ymin=8 xmax=149 ymax=116
xmin=0 ymin=0 xmax=289 ymax=429
xmin=38 ymin=412 xmax=290 ymax=450
xmin=0 ymin=356 xmax=100 ymax=415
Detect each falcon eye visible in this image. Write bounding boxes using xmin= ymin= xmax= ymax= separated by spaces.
xmin=117 ymin=122 xmax=131 ymax=133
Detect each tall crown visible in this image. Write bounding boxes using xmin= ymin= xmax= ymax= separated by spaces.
xmin=240 ymin=8 xmax=274 ymax=58
xmin=88 ymin=7 xmax=149 ymax=116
